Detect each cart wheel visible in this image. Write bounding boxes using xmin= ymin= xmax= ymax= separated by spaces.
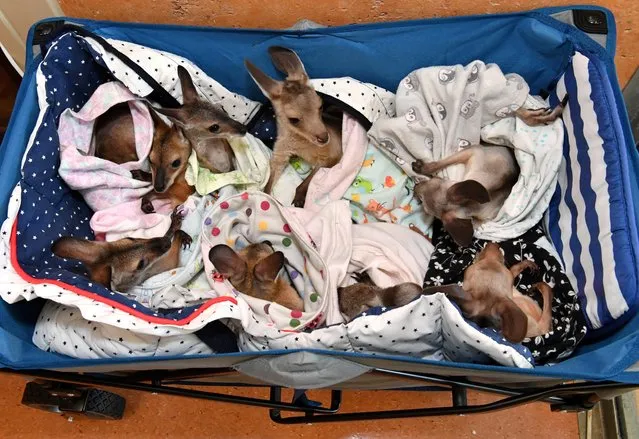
xmin=21 ymin=381 xmax=64 ymax=414
xmin=83 ymin=388 xmax=125 ymax=420
xmin=21 ymin=381 xmax=125 ymax=420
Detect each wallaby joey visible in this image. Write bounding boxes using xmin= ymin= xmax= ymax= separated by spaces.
xmin=208 ymin=242 xmax=304 ymax=310
xmin=245 ymin=46 xmax=342 ymax=207
xmin=52 ymin=209 xmax=192 ymax=292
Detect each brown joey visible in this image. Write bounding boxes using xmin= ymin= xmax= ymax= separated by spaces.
xmin=423 ymin=242 xmax=553 ymax=343
xmin=208 ymin=242 xmax=304 ymax=310
xmin=338 ymin=272 xmax=423 ymax=321
xmin=154 ymin=65 xmax=248 ymax=173
xmin=52 ymin=210 xmax=192 ymax=292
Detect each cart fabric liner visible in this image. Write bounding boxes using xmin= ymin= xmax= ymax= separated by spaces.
xmin=0 ymin=32 xmax=540 ymax=367
xmin=0 ymin=6 xmax=639 ymax=387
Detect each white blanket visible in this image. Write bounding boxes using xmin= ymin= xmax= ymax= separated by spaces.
xmin=368 ymin=61 xmax=564 ymax=241
xmin=236 ymin=219 xmax=533 ymax=368
xmin=346 ymin=222 xmax=433 ymax=288
xmin=34 ymin=301 xmax=211 ymax=359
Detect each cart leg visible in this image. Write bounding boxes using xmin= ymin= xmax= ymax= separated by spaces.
xmin=452 ymin=385 xmax=468 ymax=407
xmin=292 ymin=389 xmax=322 ymax=408
xmin=584 ymin=409 xmax=593 ymax=439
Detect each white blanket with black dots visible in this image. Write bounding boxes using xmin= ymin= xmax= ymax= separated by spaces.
xmin=34 ymin=301 xmax=212 ymax=359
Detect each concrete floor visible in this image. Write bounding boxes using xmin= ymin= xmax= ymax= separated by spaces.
xmin=2 ymin=0 xmax=637 ymax=437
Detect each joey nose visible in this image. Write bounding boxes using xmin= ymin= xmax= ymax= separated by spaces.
xmin=316 ymin=132 xmax=329 ymax=144
xmin=154 ymin=168 xmax=167 ymax=193
xmin=238 ymin=125 xmax=248 ymax=135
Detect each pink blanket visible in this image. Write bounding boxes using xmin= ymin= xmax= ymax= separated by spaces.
xmin=57 ymin=82 xmax=172 ymax=240
xmin=302 ymin=114 xmax=368 ymax=211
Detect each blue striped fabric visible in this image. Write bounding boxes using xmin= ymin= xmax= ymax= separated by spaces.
xmin=547 ymin=52 xmax=638 ymax=330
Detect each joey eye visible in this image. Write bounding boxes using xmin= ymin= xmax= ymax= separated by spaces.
xmin=209 ymin=124 xmax=220 ymax=133
xmin=288 ymin=117 xmax=300 ymax=126
xmin=171 ymin=159 xmax=181 ymax=168
xmin=137 ymin=259 xmax=146 ymax=270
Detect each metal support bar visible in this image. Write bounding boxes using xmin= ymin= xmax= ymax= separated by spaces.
xmin=269 ymin=381 xmax=638 ymax=424
xmin=159 ymin=380 xmax=269 ymax=388
xmin=6 ymin=368 xmax=638 ymax=424
xmin=372 ymin=367 xmax=565 ymax=403
xmin=7 ymin=369 xmax=335 ymax=414
xmin=270 ymin=388 xmax=342 ymax=422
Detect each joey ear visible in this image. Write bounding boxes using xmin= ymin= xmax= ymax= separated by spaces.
xmin=267 ymin=46 xmax=308 ymax=81
xmin=52 ymin=237 xmax=108 ymax=266
xmin=493 ymin=299 xmax=528 ymax=343
xmin=148 ymin=106 xmax=171 ymax=132
xmin=170 ymin=120 xmax=189 ymax=144
xmin=91 ymin=264 xmax=112 ymax=288
xmin=253 ymin=251 xmax=285 ymax=282
xmin=447 ymin=180 xmax=490 ymax=204
xmin=244 ymin=60 xmax=282 ymax=99
xmin=208 ymin=245 xmax=247 ymax=284
xmin=176 ymin=65 xmax=199 ymax=105
xmin=442 ymin=216 xmax=475 ymax=247
xmin=52 ymin=237 xmax=112 ymax=287
xmin=152 ymin=106 xmax=185 ymax=122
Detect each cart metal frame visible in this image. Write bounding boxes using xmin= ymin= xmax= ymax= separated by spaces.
xmin=8 ymin=365 xmax=639 ymax=423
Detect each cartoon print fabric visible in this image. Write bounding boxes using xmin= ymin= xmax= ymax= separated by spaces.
xmin=369 ymin=61 xmax=565 ymax=241
xmin=57 ymin=81 xmax=154 ymax=211
xmin=270 ymin=114 xmax=432 ymax=236
xmin=57 ymin=81 xmax=174 ymax=241
xmin=344 ymin=142 xmax=430 ymax=237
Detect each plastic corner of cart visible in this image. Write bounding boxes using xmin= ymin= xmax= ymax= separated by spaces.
xmin=533 ymin=5 xmax=617 ymax=58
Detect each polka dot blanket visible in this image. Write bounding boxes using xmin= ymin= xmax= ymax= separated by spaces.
xmin=201 ymin=194 xmax=533 ymax=367
xmin=201 ymin=192 xmax=335 ymax=332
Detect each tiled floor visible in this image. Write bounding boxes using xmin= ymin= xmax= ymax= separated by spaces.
xmin=1 ymin=1 xmax=637 ymax=437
